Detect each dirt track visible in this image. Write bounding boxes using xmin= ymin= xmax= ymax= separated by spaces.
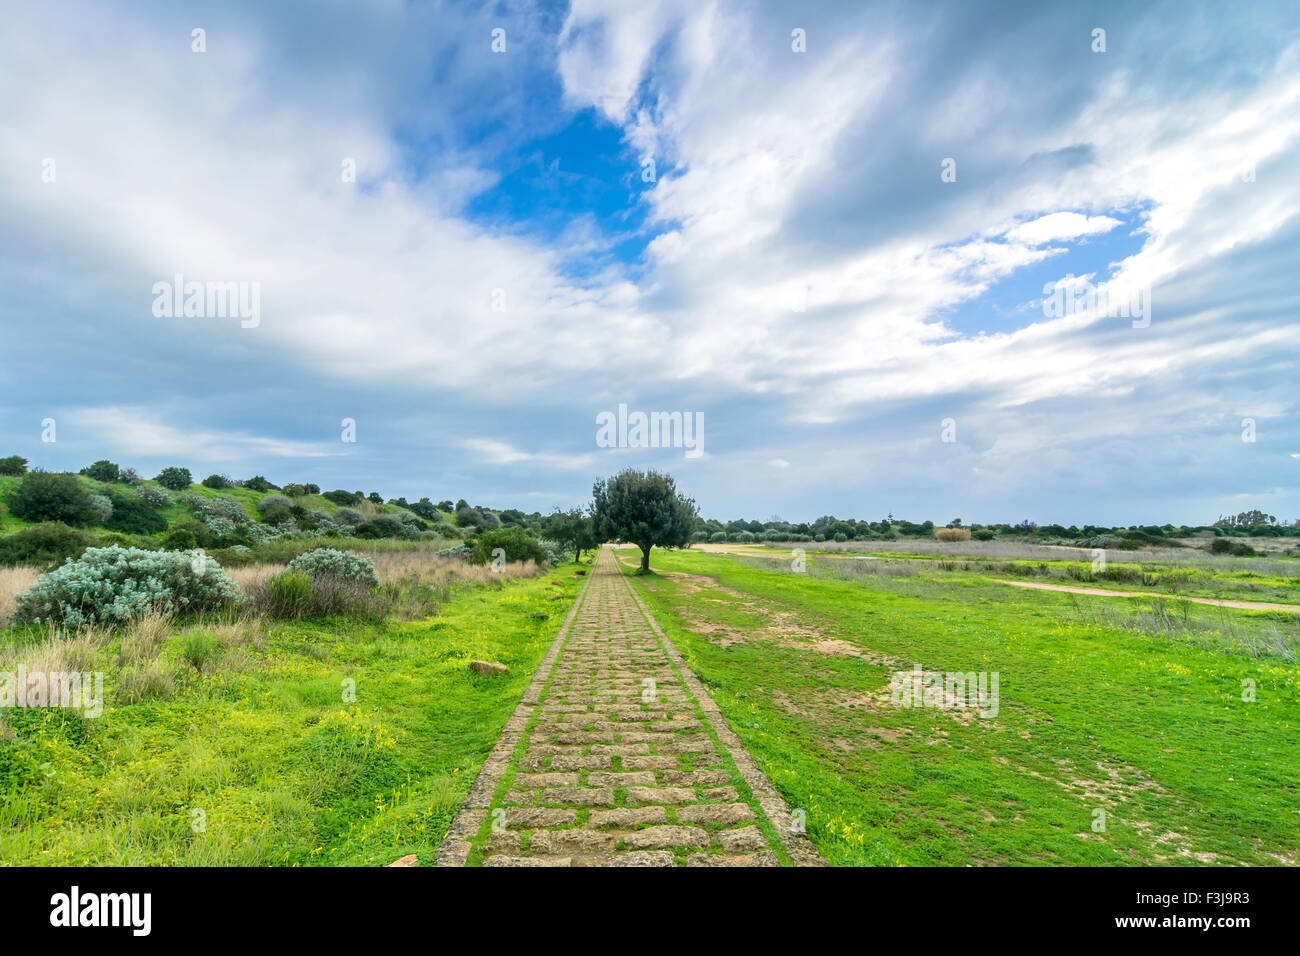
xmin=999 ymin=579 xmax=1300 ymax=612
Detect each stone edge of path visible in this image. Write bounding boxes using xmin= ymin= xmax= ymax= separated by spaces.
xmin=433 ymin=567 xmax=597 ymax=867
xmin=617 ymin=558 xmax=827 ymax=867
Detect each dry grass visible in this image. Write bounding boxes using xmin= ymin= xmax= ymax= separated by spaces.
xmin=117 ymin=612 xmax=174 ymax=667
xmin=0 ymin=565 xmax=39 ymax=628
xmin=0 ymin=622 xmax=109 ymax=680
xmin=225 ymin=563 xmax=285 ymax=592
xmin=373 ymin=551 xmax=541 ymax=585
xmin=934 ymin=527 xmax=972 ymax=542
xmin=117 ymin=658 xmax=176 ymax=704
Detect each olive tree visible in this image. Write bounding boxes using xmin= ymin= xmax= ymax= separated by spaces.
xmin=592 ymin=469 xmax=696 ymax=571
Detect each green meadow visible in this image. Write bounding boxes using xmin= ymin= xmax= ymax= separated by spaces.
xmin=614 ymin=545 xmax=1300 ymax=866
xmin=0 ymin=565 xmax=584 ymax=866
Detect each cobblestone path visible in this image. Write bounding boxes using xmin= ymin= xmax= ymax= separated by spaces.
xmin=435 ymin=546 xmax=823 ymax=867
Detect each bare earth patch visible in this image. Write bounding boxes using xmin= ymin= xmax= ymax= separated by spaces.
xmin=1000 ymin=579 xmax=1300 ymax=613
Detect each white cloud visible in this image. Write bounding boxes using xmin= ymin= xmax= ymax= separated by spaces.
xmin=65 ymin=407 xmax=344 ymax=462
xmin=464 ymin=438 xmax=595 ymax=470
xmin=1004 ymin=212 xmax=1122 ymax=245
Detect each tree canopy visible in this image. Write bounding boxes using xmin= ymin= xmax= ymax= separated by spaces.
xmin=592 ymin=469 xmax=696 ymax=570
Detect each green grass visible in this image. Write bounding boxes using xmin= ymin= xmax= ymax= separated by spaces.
xmin=616 ymin=546 xmax=1300 ymax=867
xmin=0 ymin=566 xmax=585 ymax=865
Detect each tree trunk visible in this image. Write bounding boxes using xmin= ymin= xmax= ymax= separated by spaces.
xmin=640 ymin=547 xmax=651 ymax=571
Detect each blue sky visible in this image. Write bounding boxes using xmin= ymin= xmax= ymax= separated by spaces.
xmin=1 ymin=0 xmax=1298 ymax=526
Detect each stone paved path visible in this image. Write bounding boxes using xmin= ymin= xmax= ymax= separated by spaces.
xmin=435 ymin=546 xmax=823 ymax=867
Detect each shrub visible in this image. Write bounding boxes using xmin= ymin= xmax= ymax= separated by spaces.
xmin=0 ymin=523 xmax=89 ymax=568
xmin=87 ymin=494 xmax=114 ymax=524
xmin=264 ymin=570 xmax=312 ymax=617
xmin=257 ymin=494 xmax=292 ymax=514
xmin=354 ymin=516 xmax=406 ymax=539
xmin=972 ymin=528 xmax=996 ymax=541
xmin=709 ymin=532 xmax=726 ymax=543
xmin=331 ymin=506 xmax=365 ymax=528
xmin=13 ymin=546 xmax=241 ymax=626
xmin=539 ymin=538 xmax=574 ymax=565
xmin=243 ymin=475 xmax=278 ymax=493
xmin=256 ymin=568 xmax=378 ymax=619
xmin=162 ymin=527 xmax=198 ymax=550
xmin=934 ymin=527 xmax=972 ymax=542
xmin=256 ymin=494 xmax=293 ymax=525
xmin=104 ymin=491 xmax=168 ymax=535
xmin=286 ymin=548 xmax=380 ymax=588
xmin=469 ymin=528 xmax=548 ymax=566
xmin=155 ymin=467 xmax=192 ymax=491
xmin=408 ymin=498 xmax=439 ymax=521
xmin=137 ymin=484 xmax=172 ymax=508
xmin=79 ymin=459 xmax=120 ymax=483
xmin=1208 ymin=538 xmax=1257 ymax=557
xmin=202 ymin=474 xmax=231 ymax=489
xmin=8 ymin=472 xmax=98 ymax=526
xmin=0 ymin=455 xmax=28 ymax=476
xmin=323 ymin=490 xmax=362 ymax=506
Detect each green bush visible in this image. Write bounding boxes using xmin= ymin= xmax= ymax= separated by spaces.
xmin=257 ymin=494 xmax=293 ymax=525
xmin=155 ymin=467 xmax=192 ymax=491
xmin=0 ymin=523 xmax=89 ymax=568
xmin=287 ymin=548 xmax=380 ymax=588
xmin=322 ymin=490 xmax=362 ymax=506
xmin=265 ymin=570 xmax=312 ymax=617
xmin=79 ymin=459 xmax=120 ymax=482
xmin=257 ymin=568 xmax=379 ymax=619
xmin=1208 ymin=538 xmax=1257 ymax=557
xmin=331 ymin=506 xmax=365 ymax=528
xmin=202 ymin=474 xmax=231 ymax=489
xmin=104 ymin=491 xmax=169 ymax=535
xmin=8 ymin=472 xmax=99 ymax=526
xmin=162 ymin=527 xmax=198 ymax=550
xmin=469 ymin=528 xmax=548 ymax=566
xmin=243 ymin=475 xmax=278 ymax=493
xmin=0 ymin=455 xmax=28 ymax=477
xmin=13 ymin=546 xmax=241 ymax=626
xmin=169 ymin=518 xmax=211 ymax=548
xmin=972 ymin=529 xmax=996 ymax=541
xmin=354 ymin=516 xmax=406 ymax=539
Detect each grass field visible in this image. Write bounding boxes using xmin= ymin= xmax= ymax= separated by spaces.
xmin=615 ymin=545 xmax=1300 ymax=866
xmin=0 ymin=558 xmax=585 ymax=865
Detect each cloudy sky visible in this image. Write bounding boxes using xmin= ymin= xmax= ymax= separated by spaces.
xmin=2 ymin=0 xmax=1297 ymax=525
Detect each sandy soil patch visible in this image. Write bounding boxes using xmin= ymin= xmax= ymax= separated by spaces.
xmin=1000 ymin=579 xmax=1300 ymax=612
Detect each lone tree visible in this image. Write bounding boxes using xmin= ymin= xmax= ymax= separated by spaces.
xmin=592 ymin=469 xmax=696 ymax=571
